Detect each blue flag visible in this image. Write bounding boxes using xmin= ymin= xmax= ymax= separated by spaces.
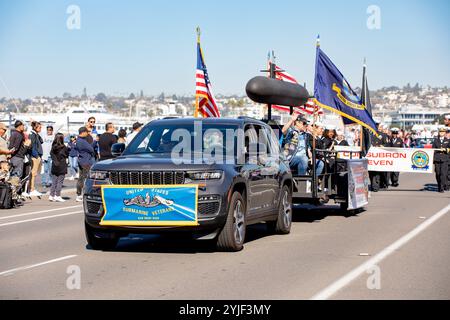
xmin=314 ymin=47 xmax=377 ymax=134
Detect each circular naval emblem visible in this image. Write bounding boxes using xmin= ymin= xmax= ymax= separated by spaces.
xmin=411 ymin=150 xmax=429 ymax=169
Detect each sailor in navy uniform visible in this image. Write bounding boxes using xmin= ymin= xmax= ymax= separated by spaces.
xmin=432 ymin=126 xmax=450 ymax=193
xmin=369 ymin=124 xmax=384 ymax=192
xmin=445 ymin=115 xmax=450 ymax=191
xmin=388 ymin=128 xmax=405 ymax=187
xmin=379 ymin=124 xmax=391 ymax=189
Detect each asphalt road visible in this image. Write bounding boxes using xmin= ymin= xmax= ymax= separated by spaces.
xmin=0 ymin=173 xmax=449 ymax=300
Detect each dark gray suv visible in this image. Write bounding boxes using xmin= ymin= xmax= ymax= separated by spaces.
xmin=84 ymin=117 xmax=292 ymax=251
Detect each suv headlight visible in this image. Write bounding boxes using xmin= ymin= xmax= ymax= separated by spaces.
xmin=186 ymin=171 xmax=222 ymax=181
xmin=89 ymin=170 xmax=109 ymax=180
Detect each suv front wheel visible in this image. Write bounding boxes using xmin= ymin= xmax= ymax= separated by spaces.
xmin=216 ymin=191 xmax=246 ymax=252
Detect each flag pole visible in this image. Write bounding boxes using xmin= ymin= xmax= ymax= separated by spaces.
xmin=194 ymin=27 xmax=201 ymax=118
xmin=359 ymin=57 xmax=366 ymax=154
xmin=311 ymin=35 xmax=320 ymax=195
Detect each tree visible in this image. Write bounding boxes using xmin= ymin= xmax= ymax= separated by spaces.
xmin=95 ymin=92 xmax=108 ymax=103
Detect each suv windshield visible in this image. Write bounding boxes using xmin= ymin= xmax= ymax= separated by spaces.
xmin=124 ymin=123 xmax=240 ymax=156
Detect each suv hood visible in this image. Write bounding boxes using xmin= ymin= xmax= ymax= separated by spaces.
xmin=92 ymin=153 xmax=230 ymax=171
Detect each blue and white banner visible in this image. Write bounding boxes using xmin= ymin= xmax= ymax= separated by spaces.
xmin=366 ymin=147 xmax=434 ymax=173
xmin=100 ymin=185 xmax=199 ymax=226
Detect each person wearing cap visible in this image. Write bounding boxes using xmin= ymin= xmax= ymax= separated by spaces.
xmin=8 ymin=120 xmax=31 ymax=179
xmin=368 ymin=123 xmax=385 ymax=192
xmin=388 ymin=128 xmax=405 ymax=187
xmin=378 ymin=123 xmax=391 ymax=190
xmin=335 ymin=129 xmax=349 ymax=146
xmin=74 ymin=127 xmax=96 ymax=202
xmin=447 ymin=126 xmax=450 ymax=191
xmin=432 ymin=126 xmax=449 ymax=193
xmin=282 ymin=113 xmax=310 ymax=175
xmin=443 ymin=114 xmax=450 ymax=128
xmin=126 ymin=122 xmax=143 ymax=146
xmin=445 ymin=116 xmax=450 ymax=190
xmin=0 ymin=123 xmax=14 ymax=162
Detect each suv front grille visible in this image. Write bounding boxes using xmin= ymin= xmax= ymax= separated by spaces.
xmin=86 ymin=201 xmax=102 ymax=215
xmin=198 ymin=201 xmax=220 ymax=216
xmin=109 ymin=171 xmax=185 ymax=185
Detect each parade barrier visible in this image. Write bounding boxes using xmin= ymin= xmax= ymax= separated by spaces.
xmin=100 ymin=185 xmax=199 ymax=226
xmin=366 ymin=147 xmax=434 ymax=174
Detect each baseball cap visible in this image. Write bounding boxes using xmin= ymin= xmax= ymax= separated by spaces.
xmin=132 ymin=122 xmax=144 ymax=130
xmin=295 ymin=115 xmax=307 ymax=124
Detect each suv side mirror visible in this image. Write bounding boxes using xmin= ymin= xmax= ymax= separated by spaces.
xmin=111 ymin=143 xmax=125 ymax=157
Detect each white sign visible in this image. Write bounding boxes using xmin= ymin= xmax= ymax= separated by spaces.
xmin=347 ymin=160 xmax=370 ymax=210
xmin=366 ymin=147 xmax=434 ymax=174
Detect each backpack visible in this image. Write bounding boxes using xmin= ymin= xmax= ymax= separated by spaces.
xmin=0 ymin=182 xmax=14 ymax=209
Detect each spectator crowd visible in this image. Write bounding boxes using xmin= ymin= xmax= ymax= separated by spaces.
xmin=0 ymin=117 xmax=143 ymax=208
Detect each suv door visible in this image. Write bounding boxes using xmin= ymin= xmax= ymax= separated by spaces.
xmin=243 ymin=124 xmax=265 ymax=215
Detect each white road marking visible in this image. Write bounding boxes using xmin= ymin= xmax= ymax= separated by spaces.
xmin=0 ymin=211 xmax=83 ymax=227
xmin=311 ymin=203 xmax=450 ymax=300
xmin=0 ymin=255 xmax=77 ymax=277
xmin=0 ymin=205 xmax=82 ymax=220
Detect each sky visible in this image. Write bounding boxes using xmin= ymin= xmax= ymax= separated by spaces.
xmin=0 ymin=0 xmax=449 ymax=99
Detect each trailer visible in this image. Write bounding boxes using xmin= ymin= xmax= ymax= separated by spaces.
xmin=246 ymin=72 xmax=370 ymax=212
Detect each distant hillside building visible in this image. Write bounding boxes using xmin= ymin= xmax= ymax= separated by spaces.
xmin=392 ymin=104 xmax=450 ymax=128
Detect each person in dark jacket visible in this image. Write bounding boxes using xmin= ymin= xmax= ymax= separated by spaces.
xmin=432 ymin=127 xmax=450 ymax=193
xmin=29 ymin=121 xmax=44 ymax=197
xmin=75 ymin=127 xmax=96 ymax=202
xmin=8 ymin=120 xmax=31 ymax=179
xmin=67 ymin=135 xmax=79 ymax=180
xmin=388 ymin=128 xmax=405 ymax=187
xmin=369 ymin=125 xmax=384 ymax=192
xmin=98 ymin=122 xmax=117 ymax=161
xmin=49 ymin=133 xmax=69 ymax=202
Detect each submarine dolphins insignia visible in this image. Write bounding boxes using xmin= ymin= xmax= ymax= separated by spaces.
xmin=123 ymin=192 xmax=174 ymax=208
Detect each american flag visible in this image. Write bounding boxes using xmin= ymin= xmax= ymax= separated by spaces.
xmin=271 ymin=65 xmax=323 ymax=116
xmin=196 ymin=41 xmax=220 ymax=118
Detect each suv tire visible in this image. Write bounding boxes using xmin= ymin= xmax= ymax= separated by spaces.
xmin=216 ymin=191 xmax=246 ymax=252
xmin=85 ymin=222 xmax=119 ymax=251
xmin=267 ymin=185 xmax=292 ymax=234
